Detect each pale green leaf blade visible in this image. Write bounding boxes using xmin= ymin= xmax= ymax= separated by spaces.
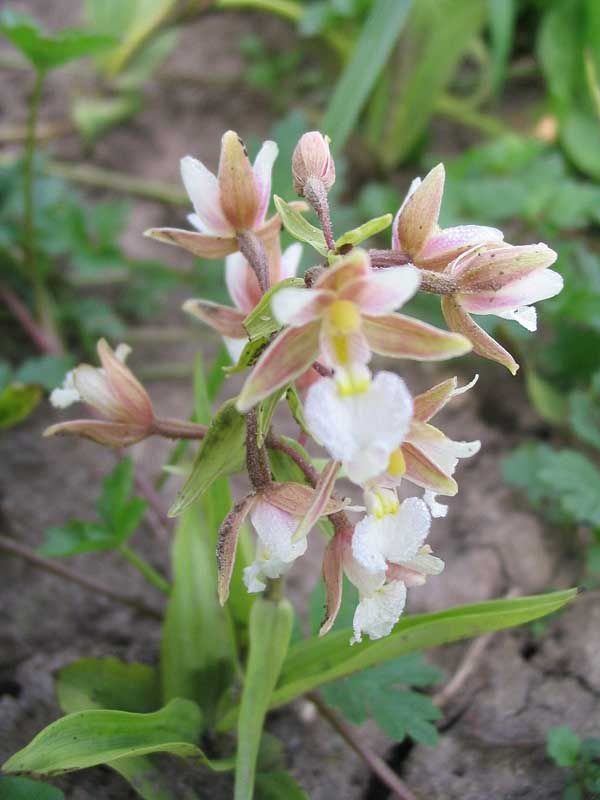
xmin=0 ymin=776 xmax=64 ymax=800
xmin=168 ymin=400 xmax=246 ymax=516
xmin=2 ymin=699 xmax=234 ymax=775
xmin=244 ymin=277 xmax=304 ymax=341
xmin=322 ymin=0 xmax=412 ymax=152
xmin=335 ymin=213 xmax=393 ymax=249
xmin=57 ymin=657 xmax=160 ymax=714
xmin=234 ymin=598 xmax=294 ymax=800
xmin=0 ymin=383 xmax=41 ymax=429
xmin=273 ymin=196 xmax=327 ymax=255
xmin=255 ymin=772 xmax=308 ymax=799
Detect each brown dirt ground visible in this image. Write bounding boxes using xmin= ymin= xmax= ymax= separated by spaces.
xmin=1 ymin=3 xmax=597 ymax=799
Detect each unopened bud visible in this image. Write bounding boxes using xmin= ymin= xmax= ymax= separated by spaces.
xmin=292 ymin=132 xmax=335 ymax=196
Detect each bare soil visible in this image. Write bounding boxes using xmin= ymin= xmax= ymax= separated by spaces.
xmin=1 ymin=3 xmax=597 ymax=799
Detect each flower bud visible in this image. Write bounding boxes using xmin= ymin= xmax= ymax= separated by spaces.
xmin=292 ymin=132 xmax=335 ymax=196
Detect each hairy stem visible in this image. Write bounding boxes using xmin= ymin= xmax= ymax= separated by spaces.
xmin=118 ymin=544 xmax=171 ymax=594
xmin=0 ymin=534 xmax=162 ymax=619
xmin=418 ymin=270 xmax=458 ymax=295
xmin=369 ymin=248 xmax=412 ymax=267
xmin=303 ymin=176 xmax=336 ymax=252
xmin=152 ymin=417 xmax=208 ymax=439
xmin=308 ymin=692 xmax=419 ymax=800
xmin=245 ymin=408 xmax=272 ymax=491
xmin=237 ymin=230 xmax=271 ymax=294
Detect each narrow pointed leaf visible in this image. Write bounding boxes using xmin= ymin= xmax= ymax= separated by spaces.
xmin=169 ymin=400 xmax=246 ymax=516
xmin=273 ymin=196 xmax=327 ymax=255
xmin=244 ymin=277 xmax=305 ymax=341
xmin=335 ymin=214 xmax=393 ymax=249
xmin=2 ymin=699 xmax=235 ymax=775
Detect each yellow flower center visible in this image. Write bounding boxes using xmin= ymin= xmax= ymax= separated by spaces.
xmin=368 ymin=488 xmax=400 ymax=518
xmin=387 ymin=448 xmax=406 ymax=477
xmin=327 ymin=300 xmax=361 ymax=335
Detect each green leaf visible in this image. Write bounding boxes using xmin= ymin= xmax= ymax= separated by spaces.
xmin=562 ymin=110 xmax=600 ymax=181
xmin=0 ymin=383 xmax=42 ymax=429
xmin=56 ymin=659 xmax=184 ymax=800
xmin=72 ymin=94 xmax=141 ymax=144
xmin=57 ymin=658 xmax=160 ymax=714
xmin=321 ymin=653 xmax=442 ymax=744
xmin=488 ymin=0 xmax=516 ymax=93
xmin=258 ymin=388 xmax=286 ymax=447
xmin=568 ymin=390 xmax=600 ymax=450
xmin=335 ymin=213 xmax=393 ymax=249
xmin=235 ymin=597 xmax=294 ymax=800
xmin=255 ymin=772 xmax=308 ymax=800
xmin=38 ymin=520 xmax=119 ymax=557
xmin=168 ymin=400 xmax=246 ymax=516
xmin=273 ymin=196 xmax=327 ymax=255
xmin=97 ymin=457 xmax=147 ymax=537
xmin=272 ymin=590 xmax=576 ymax=715
xmin=14 ymin=355 xmax=75 ymax=391
xmin=547 ymin=726 xmax=582 ymax=768
xmin=285 ymin=385 xmax=310 ymax=435
xmin=224 ymin=336 xmax=270 ymax=375
xmin=244 ymin=277 xmax=304 ymax=341
xmin=2 ymin=699 xmax=234 ymax=775
xmin=160 ymin=508 xmax=237 ymax=723
xmin=376 ymin=0 xmax=488 ymax=167
xmin=524 ymin=369 xmax=568 ymax=425
xmin=0 ymin=9 xmax=114 ymax=72
xmin=322 ymin=0 xmax=412 ymax=153
xmin=0 ymin=776 xmax=64 ymax=800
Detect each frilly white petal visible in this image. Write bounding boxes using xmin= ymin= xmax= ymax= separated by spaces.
xmin=496 ymin=305 xmax=537 ymax=331
xmin=351 ymin=580 xmax=407 ymax=644
xmin=423 ymin=489 xmax=448 ymax=518
xmin=305 ymin=372 xmax=414 ymax=487
xmin=50 ymin=371 xmax=80 ymax=409
xmin=244 ymin=501 xmax=307 ymax=593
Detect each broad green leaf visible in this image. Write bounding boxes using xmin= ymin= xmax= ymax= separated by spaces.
xmin=14 ymin=355 xmax=75 ymax=391
xmin=322 ymin=0 xmax=412 ymax=153
xmin=524 ymin=369 xmax=567 ymax=425
xmin=568 ymin=390 xmax=600 ymax=450
xmin=335 ymin=213 xmax=393 ymax=249
xmin=0 ymin=776 xmax=64 ymax=800
xmin=0 ymin=383 xmax=42 ymax=429
xmin=2 ymin=699 xmax=234 ymax=775
xmin=234 ymin=597 xmax=294 ymax=800
xmin=0 ymin=9 xmax=114 ymax=72
xmin=38 ymin=520 xmax=119 ymax=557
xmin=56 ymin=658 xmax=182 ymax=800
xmin=488 ymin=0 xmax=516 ymax=93
xmin=547 ymin=726 xmax=582 ymax=768
xmin=160 ymin=508 xmax=237 ymax=723
xmin=273 ymin=196 xmax=327 ymax=255
xmin=169 ymin=400 xmax=246 ymax=517
xmin=377 ymin=0 xmax=488 ymax=168
xmin=57 ymin=658 xmax=160 ymax=714
xmin=244 ymin=277 xmax=304 ymax=341
xmin=72 ymin=94 xmax=141 ymax=143
xmin=255 ymin=772 xmax=308 ymax=799
xmin=562 ymin=110 xmax=600 ymax=181
xmin=114 ymin=27 xmax=177 ymax=90
xmin=224 ymin=336 xmax=269 ymax=375
xmin=538 ymin=1 xmax=581 ymax=112
xmin=218 ymin=589 xmax=576 ymax=729
xmin=96 ymin=458 xmax=147 ymax=537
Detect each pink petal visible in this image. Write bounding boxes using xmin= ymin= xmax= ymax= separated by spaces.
xmin=456 ymin=243 xmax=558 ymax=290
xmin=217 ymin=494 xmax=256 ymax=604
xmin=144 ymin=227 xmax=238 ymax=258
xmin=315 ymin=249 xmax=370 ymax=291
xmin=236 ymin=321 xmax=322 ymax=412
xmin=183 ymin=298 xmax=247 ymax=338
xmin=279 ymin=242 xmax=303 ymax=280
xmin=339 ymin=266 xmax=420 ymax=315
xmin=441 ymin=295 xmax=519 ymax=374
xmin=97 ymin=339 xmax=153 ymax=425
xmin=291 ymin=459 xmax=341 ymax=543
xmin=218 ymin=130 xmax=260 ymax=231
xmin=320 ymin=533 xmax=346 ymax=636
xmin=413 ymin=378 xmax=458 ymax=422
xmin=459 ymin=268 xmax=563 ymax=316
xmin=402 ymin=441 xmax=458 ymax=495
xmin=180 ymin=156 xmax=233 ymax=236
xmin=252 ymin=140 xmax=278 ymax=227
xmin=392 ymin=177 xmax=421 ymax=249
xmin=271 ymin=287 xmax=333 ymax=326
xmin=263 ymin=481 xmax=345 ymax=516
xmin=43 ymin=419 xmax=148 ymax=448
xmin=395 ymin=164 xmax=444 ymax=256
xmin=419 ymin=224 xmax=504 ymax=269
xmin=225 ymin=252 xmax=261 ymax=313
xmin=363 ymin=313 xmax=472 ymax=361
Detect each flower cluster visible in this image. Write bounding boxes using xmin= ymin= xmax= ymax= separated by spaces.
xmin=46 ymin=130 xmax=563 ymax=645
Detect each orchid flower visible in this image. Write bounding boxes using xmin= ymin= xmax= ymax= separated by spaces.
xmin=237 ymin=249 xmax=472 ymax=411
xmin=441 ymin=242 xmax=562 ymax=373
xmin=376 ymin=375 xmax=481 ymax=517
xmin=320 ymin=498 xmax=443 ymax=643
xmin=45 ymin=340 xmax=154 ymax=447
xmin=144 ymin=130 xmax=281 ymax=259
xmin=393 ymin=163 xmax=504 ymax=271
xmin=183 ymin=242 xmax=302 ymax=363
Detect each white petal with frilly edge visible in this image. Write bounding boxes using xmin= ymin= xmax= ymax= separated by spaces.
xmin=351 ymin=580 xmax=407 ymax=644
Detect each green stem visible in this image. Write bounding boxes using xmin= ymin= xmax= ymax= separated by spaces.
xmin=118 ymin=544 xmax=171 ymax=594
xmin=434 ymin=93 xmax=511 ymax=138
xmin=23 ymin=69 xmax=45 ymax=319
